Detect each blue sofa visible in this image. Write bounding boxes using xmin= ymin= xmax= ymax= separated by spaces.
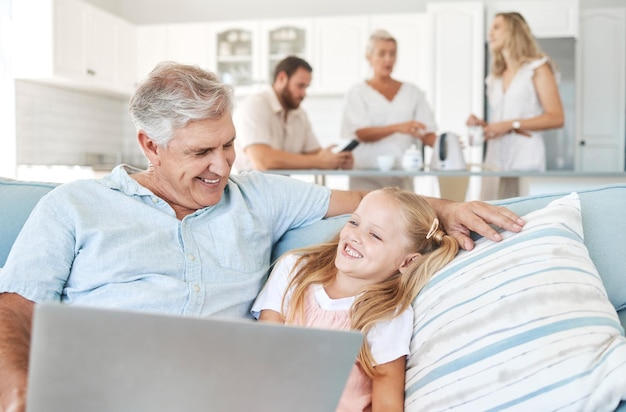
xmin=1 ymin=177 xmax=625 ymax=331
xmin=1 ymin=177 xmax=625 ymax=410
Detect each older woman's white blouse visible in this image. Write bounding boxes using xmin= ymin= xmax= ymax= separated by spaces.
xmin=485 ymin=57 xmax=550 ymax=171
xmin=340 ymin=82 xmax=436 ymax=170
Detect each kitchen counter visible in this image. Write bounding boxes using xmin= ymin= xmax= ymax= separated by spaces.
xmin=264 ymin=168 xmax=626 ymax=178
xmin=262 ymin=169 xmax=626 ymax=200
xmin=263 ymin=168 xmax=626 ymax=184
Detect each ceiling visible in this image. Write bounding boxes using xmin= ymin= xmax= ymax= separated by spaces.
xmin=82 ymin=0 xmax=431 ymax=24
xmin=80 ymin=0 xmax=612 ymax=25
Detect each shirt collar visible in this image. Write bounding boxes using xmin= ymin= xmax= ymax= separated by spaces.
xmin=100 ymin=164 xmax=233 ymax=213
xmin=264 ymin=87 xmax=286 ymax=116
xmin=99 ymin=164 xmax=152 ymax=196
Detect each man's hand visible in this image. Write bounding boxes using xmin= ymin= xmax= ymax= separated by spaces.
xmin=396 ymin=120 xmax=427 ymax=137
xmin=1 ymin=387 xmax=27 ymax=412
xmin=245 ymin=144 xmax=353 ymax=170
xmin=0 ymin=293 xmax=34 ymax=412
xmin=315 ymin=146 xmax=354 ymax=170
xmin=431 ymin=199 xmax=525 ymax=250
xmin=466 ymin=114 xmax=486 ymax=127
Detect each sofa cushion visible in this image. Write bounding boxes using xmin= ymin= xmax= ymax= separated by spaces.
xmin=405 ymin=193 xmax=626 ymax=410
xmin=491 ymin=184 xmax=626 ymax=313
xmin=0 ymin=178 xmax=57 ymax=267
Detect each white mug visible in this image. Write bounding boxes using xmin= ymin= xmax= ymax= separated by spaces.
xmin=377 ymin=155 xmax=395 ymax=171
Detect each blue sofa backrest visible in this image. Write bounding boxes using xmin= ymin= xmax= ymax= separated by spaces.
xmin=0 ymin=178 xmax=58 ymax=267
xmin=1 ymin=178 xmax=624 ymax=330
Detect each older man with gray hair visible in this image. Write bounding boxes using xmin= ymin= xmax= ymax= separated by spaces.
xmin=0 ymin=61 xmax=524 ymax=412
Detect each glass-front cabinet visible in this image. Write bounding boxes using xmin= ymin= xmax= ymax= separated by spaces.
xmin=209 ymin=20 xmax=313 ymax=94
xmin=260 ymin=20 xmax=313 ymax=84
xmin=209 ymin=21 xmax=261 ymax=91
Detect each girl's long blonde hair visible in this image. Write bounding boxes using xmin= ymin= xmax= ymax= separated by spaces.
xmin=279 ymin=187 xmax=459 ymax=377
xmin=491 ymin=12 xmax=552 ymax=76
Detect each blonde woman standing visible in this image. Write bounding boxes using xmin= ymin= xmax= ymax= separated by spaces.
xmin=341 ymin=30 xmax=437 ymax=190
xmin=467 ymin=12 xmax=564 ymax=199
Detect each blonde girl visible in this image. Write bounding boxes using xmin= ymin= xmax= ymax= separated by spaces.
xmin=252 ymin=187 xmax=459 ymax=411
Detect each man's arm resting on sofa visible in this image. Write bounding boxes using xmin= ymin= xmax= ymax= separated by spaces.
xmin=424 ymin=197 xmax=525 ymax=250
xmin=0 ymin=293 xmax=34 ymax=412
xmin=328 ymin=190 xmax=525 ymax=251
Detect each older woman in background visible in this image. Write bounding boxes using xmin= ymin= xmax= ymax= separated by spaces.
xmin=340 ymin=29 xmax=437 ymax=190
xmin=467 ymin=12 xmax=564 ymax=199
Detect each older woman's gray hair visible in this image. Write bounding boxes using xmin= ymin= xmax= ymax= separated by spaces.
xmin=366 ymin=29 xmax=397 ymax=57
xmin=129 ymin=61 xmax=234 ymax=146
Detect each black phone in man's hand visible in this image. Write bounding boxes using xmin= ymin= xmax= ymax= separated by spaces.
xmin=340 ymin=140 xmax=360 ymax=152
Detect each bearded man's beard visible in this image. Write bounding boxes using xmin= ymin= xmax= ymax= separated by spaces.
xmin=281 ymin=87 xmax=301 ymax=110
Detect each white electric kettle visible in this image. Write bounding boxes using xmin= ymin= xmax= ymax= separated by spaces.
xmin=430 ymin=132 xmax=467 ymax=171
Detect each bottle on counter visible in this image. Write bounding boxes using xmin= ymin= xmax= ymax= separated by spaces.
xmin=401 ymin=144 xmax=423 ymax=171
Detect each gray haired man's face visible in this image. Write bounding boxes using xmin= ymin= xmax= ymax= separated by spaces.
xmin=151 ymin=115 xmax=236 ymax=215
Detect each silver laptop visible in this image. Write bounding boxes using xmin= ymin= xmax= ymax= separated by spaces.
xmin=26 ymin=303 xmax=362 ymax=412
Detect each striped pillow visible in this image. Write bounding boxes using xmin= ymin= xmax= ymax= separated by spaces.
xmin=405 ymin=193 xmax=626 ymax=410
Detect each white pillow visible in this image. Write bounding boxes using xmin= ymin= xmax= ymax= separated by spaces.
xmin=406 ymin=193 xmax=626 ymax=411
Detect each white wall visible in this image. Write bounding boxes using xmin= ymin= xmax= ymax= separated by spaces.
xmin=0 ymin=0 xmax=15 ymax=177
xmin=300 ymin=96 xmax=347 ymax=148
xmin=15 ymin=80 xmax=144 ymax=168
xmin=13 ymin=81 xmax=348 ymax=177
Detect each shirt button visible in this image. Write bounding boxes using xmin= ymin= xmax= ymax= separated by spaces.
xmin=193 ymin=284 xmax=201 ymax=292
xmin=151 ymin=197 xmax=158 ymax=203
xmin=188 ymin=254 xmax=195 ymax=261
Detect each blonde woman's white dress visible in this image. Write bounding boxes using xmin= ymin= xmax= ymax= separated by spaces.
xmin=482 ymin=57 xmax=552 ymax=199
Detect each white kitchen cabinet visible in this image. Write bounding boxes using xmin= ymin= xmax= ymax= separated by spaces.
xmin=51 ymin=0 xmax=86 ymax=79
xmin=426 ymin=2 xmax=485 ymax=201
xmin=136 ymin=23 xmax=211 ymax=85
xmin=83 ymin=3 xmax=135 ymax=95
xmin=199 ymin=14 xmax=426 ymax=96
xmin=209 ymin=20 xmax=314 ymax=94
xmin=426 ymin=2 xmax=485 ymax=139
xmin=135 ymin=25 xmax=168 ymax=82
xmin=311 ymin=16 xmax=369 ymax=95
xmin=576 ymin=8 xmax=625 ymax=172
xmin=260 ymin=19 xmax=313 ymax=85
xmin=486 ymin=0 xmax=579 ymax=38
xmin=165 ymin=23 xmax=211 ymax=68
xmin=13 ymin=0 xmax=136 ymax=96
xmin=116 ymin=18 xmax=137 ymax=92
xmin=139 ymin=15 xmax=432 ymax=97
xmin=208 ymin=21 xmax=262 ymax=94
xmin=84 ymin=2 xmax=117 ymax=86
xmin=13 ymin=0 xmax=84 ymax=80
xmin=208 ymin=20 xmax=315 ymax=94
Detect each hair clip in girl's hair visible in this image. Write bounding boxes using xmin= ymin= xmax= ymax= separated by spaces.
xmin=426 ymin=218 xmax=439 ymax=239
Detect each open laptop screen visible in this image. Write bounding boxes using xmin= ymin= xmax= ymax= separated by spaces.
xmin=27 ymin=303 xmax=362 ymax=412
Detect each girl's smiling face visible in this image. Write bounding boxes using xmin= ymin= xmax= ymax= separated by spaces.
xmin=335 ymin=190 xmax=416 ymax=286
